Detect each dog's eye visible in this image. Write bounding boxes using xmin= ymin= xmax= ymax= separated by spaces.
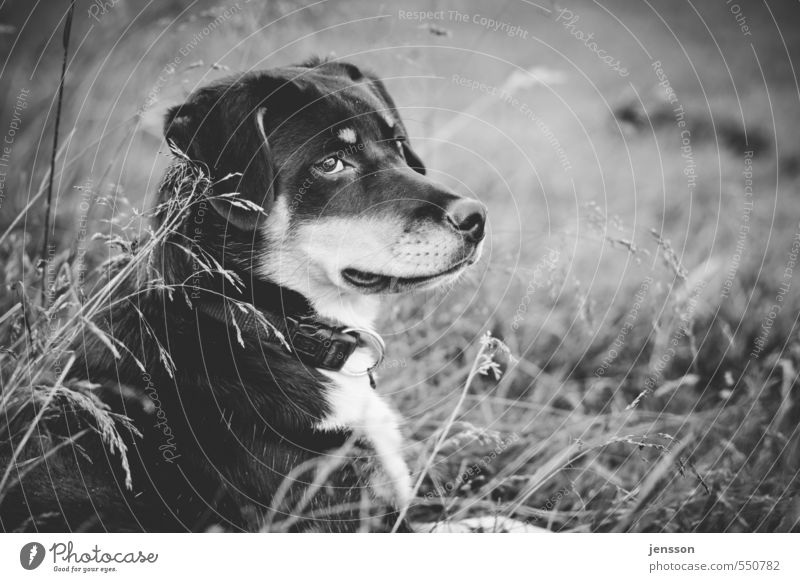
xmin=315 ymin=157 xmax=346 ymax=175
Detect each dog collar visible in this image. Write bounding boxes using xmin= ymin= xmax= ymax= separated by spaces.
xmin=196 ymin=300 xmax=385 ymax=377
xmin=287 ymin=318 xmax=385 ymax=377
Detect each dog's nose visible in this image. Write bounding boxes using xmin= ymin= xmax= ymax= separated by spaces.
xmin=446 ymin=198 xmax=487 ymax=243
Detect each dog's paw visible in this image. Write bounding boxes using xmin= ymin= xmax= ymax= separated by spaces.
xmin=368 ymin=457 xmax=412 ymax=507
xmin=418 ymin=516 xmax=551 ymax=533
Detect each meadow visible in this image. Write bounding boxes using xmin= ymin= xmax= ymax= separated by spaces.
xmin=1 ymin=0 xmax=799 ymax=531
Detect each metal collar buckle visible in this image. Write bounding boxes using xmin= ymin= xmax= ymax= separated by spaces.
xmin=340 ymin=327 xmax=385 ymax=377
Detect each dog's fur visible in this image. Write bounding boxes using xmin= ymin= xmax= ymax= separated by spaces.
xmin=0 ymin=58 xmax=486 ymax=532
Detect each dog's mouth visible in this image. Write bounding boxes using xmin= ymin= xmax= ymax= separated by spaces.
xmin=341 ymin=255 xmax=476 ymax=294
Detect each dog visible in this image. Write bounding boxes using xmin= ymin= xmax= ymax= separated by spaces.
xmin=0 ymin=58 xmax=486 ymax=532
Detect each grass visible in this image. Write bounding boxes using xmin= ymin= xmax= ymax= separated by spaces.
xmin=1 ymin=0 xmax=800 ymax=532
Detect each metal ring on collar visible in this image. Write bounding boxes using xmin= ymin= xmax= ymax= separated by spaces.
xmin=340 ymin=327 xmax=386 ymax=376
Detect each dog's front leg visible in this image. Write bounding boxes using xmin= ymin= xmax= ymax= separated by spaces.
xmin=317 ymin=359 xmax=412 ymax=507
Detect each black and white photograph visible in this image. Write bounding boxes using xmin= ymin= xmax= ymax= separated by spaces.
xmin=0 ymin=0 xmax=799 ymax=578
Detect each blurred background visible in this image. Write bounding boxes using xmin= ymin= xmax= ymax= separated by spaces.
xmin=2 ymin=0 xmax=800 ymax=531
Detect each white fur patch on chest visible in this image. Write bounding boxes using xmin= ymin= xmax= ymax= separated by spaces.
xmin=317 ymin=349 xmax=411 ymax=507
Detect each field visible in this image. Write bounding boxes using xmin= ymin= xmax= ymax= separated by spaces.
xmin=1 ymin=0 xmax=800 ymax=532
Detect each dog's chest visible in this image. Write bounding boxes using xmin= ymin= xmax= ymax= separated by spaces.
xmin=316 ymin=348 xmax=411 ymax=506
xmin=316 ymin=348 xmax=389 ymax=431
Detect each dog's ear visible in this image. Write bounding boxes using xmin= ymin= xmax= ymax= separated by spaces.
xmin=164 ymin=103 xmax=202 ymax=160
xmin=164 ymin=91 xmax=274 ymax=232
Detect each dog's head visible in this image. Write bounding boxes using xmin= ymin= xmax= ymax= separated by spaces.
xmin=165 ymin=59 xmax=485 ymax=324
